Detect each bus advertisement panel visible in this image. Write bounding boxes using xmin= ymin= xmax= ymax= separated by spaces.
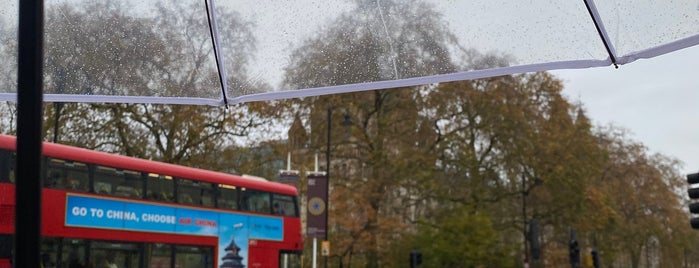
xmin=65 ymin=194 xmax=283 ymax=267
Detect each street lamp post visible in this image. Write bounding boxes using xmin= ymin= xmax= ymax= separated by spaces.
xmin=324 ymin=108 xmax=331 ymax=268
xmin=522 ymin=175 xmax=528 ymax=266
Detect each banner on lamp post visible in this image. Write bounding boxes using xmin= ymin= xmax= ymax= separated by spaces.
xmin=278 ymin=170 xmax=300 ymax=191
xmin=306 ymin=172 xmax=327 ymax=238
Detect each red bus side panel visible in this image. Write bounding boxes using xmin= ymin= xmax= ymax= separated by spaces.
xmin=0 ymin=184 xmax=15 ymax=234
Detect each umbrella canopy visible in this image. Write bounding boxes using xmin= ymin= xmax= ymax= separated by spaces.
xmin=3 ymin=1 xmax=698 ymax=267
xmin=0 ymin=0 xmax=697 ymax=105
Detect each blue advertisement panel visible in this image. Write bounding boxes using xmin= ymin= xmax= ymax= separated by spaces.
xmin=122 ymin=202 xmax=177 ymax=233
xmin=66 ymin=195 xmax=128 ymax=230
xmin=176 ymin=208 xmax=220 ymax=236
xmin=218 ymin=213 xmax=249 ymax=267
xmin=65 ymin=194 xmax=285 ymax=267
xmin=66 ymin=195 xmax=278 ymax=235
xmin=249 ymin=216 xmax=283 ymax=241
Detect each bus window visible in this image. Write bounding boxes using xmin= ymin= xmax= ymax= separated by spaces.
xmin=46 ymin=158 xmax=89 ymax=192
xmin=279 ymin=251 xmax=302 ymax=268
xmin=241 ymin=189 xmax=271 ymax=214
xmin=61 ymin=239 xmax=88 ymax=268
xmin=94 ymin=166 xmax=143 ymax=198
xmin=0 ymin=150 xmax=12 ymax=183
xmin=146 ymin=173 xmax=174 ymax=202
xmin=217 ymin=185 xmax=238 ymax=210
xmin=40 ymin=237 xmax=59 ymax=268
xmin=90 ymin=241 xmax=140 ymax=268
xmin=272 ymin=194 xmax=299 ymax=217
xmin=175 ymin=245 xmax=213 ymax=268
xmin=8 ymin=152 xmax=14 ymax=183
xmin=0 ymin=235 xmax=12 ymax=264
xmin=147 ymin=244 xmax=172 ymax=268
xmin=177 ymin=178 xmax=214 ymax=207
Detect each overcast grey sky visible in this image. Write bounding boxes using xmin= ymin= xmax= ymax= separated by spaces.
xmin=553 ymin=45 xmax=699 ymax=175
xmin=4 ymin=1 xmax=697 ymax=169
xmin=228 ymin=0 xmax=699 ymax=175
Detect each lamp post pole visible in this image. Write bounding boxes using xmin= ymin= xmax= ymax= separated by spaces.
xmin=522 ymin=174 xmax=528 ymax=267
xmin=323 ymin=106 xmax=352 ymax=268
xmin=325 ymin=108 xmax=331 ymax=268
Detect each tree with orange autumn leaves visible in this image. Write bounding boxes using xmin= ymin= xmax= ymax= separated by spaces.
xmin=284 ymin=72 xmax=697 ymax=267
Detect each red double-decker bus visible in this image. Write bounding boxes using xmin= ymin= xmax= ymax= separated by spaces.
xmin=0 ymin=135 xmax=302 ymax=268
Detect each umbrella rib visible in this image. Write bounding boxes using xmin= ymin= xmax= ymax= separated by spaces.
xmin=205 ymin=0 xmax=230 ymax=107
xmin=583 ymin=0 xmax=619 ymax=68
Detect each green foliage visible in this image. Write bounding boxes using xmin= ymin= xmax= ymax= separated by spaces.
xmin=413 ymin=207 xmax=516 ymax=268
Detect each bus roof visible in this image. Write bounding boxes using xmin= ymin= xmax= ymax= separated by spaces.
xmin=0 ymin=134 xmax=297 ymax=196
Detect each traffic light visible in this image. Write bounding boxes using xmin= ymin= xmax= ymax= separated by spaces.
xmin=591 ymin=248 xmax=600 ymax=268
xmin=409 ymin=250 xmax=422 ymax=268
xmin=687 ymin=172 xmax=699 ymax=229
xmin=569 ymin=239 xmax=580 ymax=267
xmin=569 ymin=229 xmax=580 ymax=268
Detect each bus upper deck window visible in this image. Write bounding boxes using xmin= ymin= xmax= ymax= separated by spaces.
xmin=94 ymin=166 xmax=143 ymax=199
xmin=242 ymin=189 xmax=271 ymax=214
xmin=217 ymin=185 xmax=238 ymax=210
xmin=273 ymin=194 xmax=299 ymax=217
xmin=146 ymin=173 xmax=174 ymax=202
xmin=177 ymin=179 xmax=215 ymax=207
xmin=46 ymin=158 xmax=89 ymax=192
xmin=0 ymin=150 xmax=13 ymax=183
xmin=8 ymin=152 xmax=15 ymax=183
